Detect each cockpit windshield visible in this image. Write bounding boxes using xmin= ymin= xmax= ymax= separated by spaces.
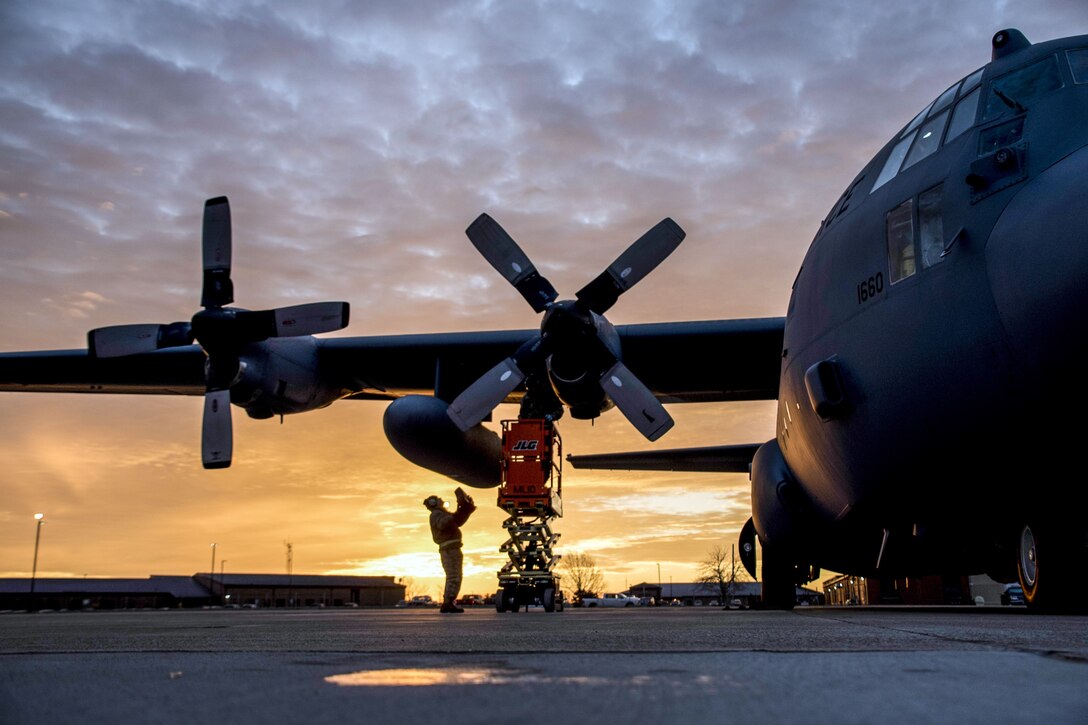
xmin=870 ymin=67 xmax=983 ymax=193
xmin=982 ymin=54 xmax=1064 ymax=120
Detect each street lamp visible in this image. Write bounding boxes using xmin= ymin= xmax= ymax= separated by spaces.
xmin=30 ymin=513 xmax=44 ymax=611
xmin=210 ymin=543 xmax=217 ymax=603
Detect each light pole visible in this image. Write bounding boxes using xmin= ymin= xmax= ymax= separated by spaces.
xmin=221 ymin=560 xmax=227 ymax=604
xmin=657 ymin=563 xmax=661 ymax=606
xmin=210 ymin=543 xmax=217 ymax=603
xmin=30 ymin=513 xmax=44 ymax=611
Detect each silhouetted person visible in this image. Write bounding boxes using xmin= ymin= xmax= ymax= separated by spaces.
xmin=424 ymin=487 xmax=476 ymax=613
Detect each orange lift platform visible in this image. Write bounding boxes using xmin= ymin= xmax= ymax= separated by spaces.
xmin=494 ymin=418 xmax=565 ymax=612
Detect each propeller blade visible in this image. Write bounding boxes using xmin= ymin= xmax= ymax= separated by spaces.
xmin=599 ymin=360 xmax=674 ymax=441
xmin=88 ymin=322 xmax=193 ymax=358
xmin=274 ymin=301 xmax=350 ymax=336
xmin=233 ymin=302 xmax=351 ymax=340
xmin=466 ymin=213 xmax=558 ymax=313
xmin=446 ymin=357 xmax=526 ymax=432
xmin=576 ymin=217 xmax=685 ymax=314
xmin=88 ymin=324 xmax=165 ymax=358
xmin=201 ymin=196 xmax=233 ymax=308
xmin=202 ymin=389 xmax=233 ymax=469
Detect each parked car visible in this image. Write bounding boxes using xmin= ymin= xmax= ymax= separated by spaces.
xmin=580 ymin=592 xmax=641 ymax=607
xmin=1001 ymin=583 xmax=1026 ymax=605
xmin=406 ymin=595 xmax=438 ymax=608
xmin=458 ymin=594 xmax=484 ymax=606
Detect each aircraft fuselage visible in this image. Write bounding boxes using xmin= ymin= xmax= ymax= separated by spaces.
xmin=763 ymin=31 xmax=1088 ymax=578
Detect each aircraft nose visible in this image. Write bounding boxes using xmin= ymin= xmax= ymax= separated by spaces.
xmin=986 ymin=144 xmax=1088 ymax=382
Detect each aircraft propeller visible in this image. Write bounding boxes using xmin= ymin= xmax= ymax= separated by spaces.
xmin=447 ymin=213 xmax=684 ymax=441
xmin=87 ymin=196 xmax=350 ymax=469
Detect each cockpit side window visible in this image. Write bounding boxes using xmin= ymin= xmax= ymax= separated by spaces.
xmin=901 ymin=102 xmax=934 ymax=138
xmin=961 ymin=67 xmax=984 ymax=95
xmin=903 ymin=110 xmax=950 ymax=170
xmin=982 ymin=54 xmax=1064 ymax=120
xmin=1069 ymin=49 xmax=1088 ymax=84
xmin=918 ymin=184 xmax=945 ymax=269
xmin=946 ymin=87 xmax=981 ymax=143
xmin=930 ymin=82 xmax=961 ymax=117
xmin=871 ymin=132 xmax=917 ymax=192
xmin=886 ymin=199 xmax=915 ymax=284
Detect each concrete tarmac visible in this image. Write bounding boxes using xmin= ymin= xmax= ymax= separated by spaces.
xmin=2 ymin=606 xmax=1086 ymax=724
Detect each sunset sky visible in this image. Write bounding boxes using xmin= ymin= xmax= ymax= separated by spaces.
xmin=1 ymin=0 xmax=1084 ymax=599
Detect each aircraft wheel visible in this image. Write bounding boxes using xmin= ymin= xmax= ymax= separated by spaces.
xmin=1017 ymin=522 xmax=1088 ymax=614
xmin=543 ymin=587 xmax=555 ymax=612
xmin=760 ymin=539 xmax=796 ymax=610
xmin=494 ymin=588 xmax=506 ymax=613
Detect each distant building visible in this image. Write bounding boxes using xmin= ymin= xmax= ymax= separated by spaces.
xmin=628 ymin=582 xmax=821 ymax=607
xmin=0 ymin=576 xmax=213 ymax=611
xmin=0 ymin=574 xmax=405 ymax=611
xmin=822 ymin=574 xmax=972 ymax=605
xmin=196 ymin=573 xmax=404 ymax=608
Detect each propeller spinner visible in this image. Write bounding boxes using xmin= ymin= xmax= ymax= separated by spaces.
xmin=87 ymin=196 xmax=350 ymax=469
xmin=447 ymin=214 xmax=684 ymax=441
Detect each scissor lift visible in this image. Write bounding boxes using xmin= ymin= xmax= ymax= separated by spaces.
xmin=494 ymin=418 xmax=565 ymax=613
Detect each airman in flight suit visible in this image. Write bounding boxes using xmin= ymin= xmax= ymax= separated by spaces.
xmin=424 ymin=487 xmax=476 ymax=613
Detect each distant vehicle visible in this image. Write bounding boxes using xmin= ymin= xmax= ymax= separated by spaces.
xmin=668 ymin=599 xmax=682 ymax=607
xmin=407 ymin=595 xmax=438 ymax=608
xmin=638 ymin=596 xmax=656 ymax=607
xmin=727 ymin=599 xmax=745 ymax=609
xmin=1001 ymin=584 xmax=1026 ymax=605
xmin=241 ymin=603 xmax=258 ymax=609
xmin=458 ymin=594 xmax=484 ymax=606
xmin=393 ymin=599 xmax=408 ymax=608
xmin=581 ymin=592 xmax=641 ymax=608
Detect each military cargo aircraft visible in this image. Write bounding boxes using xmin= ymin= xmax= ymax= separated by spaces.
xmin=1 ymin=29 xmax=1085 ymax=612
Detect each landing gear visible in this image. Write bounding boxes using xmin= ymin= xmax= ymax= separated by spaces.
xmin=759 ymin=538 xmax=797 ymax=610
xmin=494 ymin=419 xmax=565 ymax=613
xmin=1017 ymin=521 xmax=1088 ymax=614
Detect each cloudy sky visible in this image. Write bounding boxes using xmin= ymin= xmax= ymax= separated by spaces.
xmin=1 ymin=0 xmax=1084 ymax=598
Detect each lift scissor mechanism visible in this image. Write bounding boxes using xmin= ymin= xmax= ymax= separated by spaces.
xmin=494 ymin=418 xmax=565 ymax=612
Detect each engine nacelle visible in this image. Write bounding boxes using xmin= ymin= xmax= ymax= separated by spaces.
xmin=545 ymin=307 xmax=622 ymax=420
xmin=383 ymin=395 xmax=502 ymax=488
xmin=232 ymin=337 xmax=341 ymax=419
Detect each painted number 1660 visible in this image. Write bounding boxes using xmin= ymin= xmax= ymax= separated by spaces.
xmin=856 ymin=272 xmax=884 ymax=304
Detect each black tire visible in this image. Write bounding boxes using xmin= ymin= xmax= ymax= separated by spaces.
xmin=760 ymin=539 xmax=796 ymax=610
xmin=494 ymin=588 xmax=506 ymax=613
xmin=1017 ymin=522 xmax=1088 ymax=614
xmin=543 ymin=587 xmax=555 ymax=613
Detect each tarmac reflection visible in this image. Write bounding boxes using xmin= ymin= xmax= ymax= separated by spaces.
xmin=324 ymin=668 xmax=609 ymax=687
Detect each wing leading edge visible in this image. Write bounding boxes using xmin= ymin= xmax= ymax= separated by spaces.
xmin=0 ymin=317 xmax=784 ymax=404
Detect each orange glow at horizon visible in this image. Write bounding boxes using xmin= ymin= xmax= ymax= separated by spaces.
xmin=0 ymin=390 xmax=774 ymax=598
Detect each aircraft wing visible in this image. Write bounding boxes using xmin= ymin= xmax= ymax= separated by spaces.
xmin=319 ymin=317 xmax=783 ymax=403
xmin=0 ymin=317 xmax=783 ymax=403
xmin=567 ymin=443 xmax=762 ymax=473
xmin=0 ymin=346 xmax=207 ymax=395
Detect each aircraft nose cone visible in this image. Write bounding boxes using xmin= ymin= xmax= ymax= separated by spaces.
xmin=987 ymin=145 xmax=1088 ymax=382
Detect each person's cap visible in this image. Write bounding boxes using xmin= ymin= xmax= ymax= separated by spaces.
xmin=423 ymin=495 xmax=441 ymax=509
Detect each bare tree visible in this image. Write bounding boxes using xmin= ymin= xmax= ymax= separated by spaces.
xmin=559 ymin=551 xmax=606 ymax=599
xmin=696 ymin=544 xmax=747 ymax=603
